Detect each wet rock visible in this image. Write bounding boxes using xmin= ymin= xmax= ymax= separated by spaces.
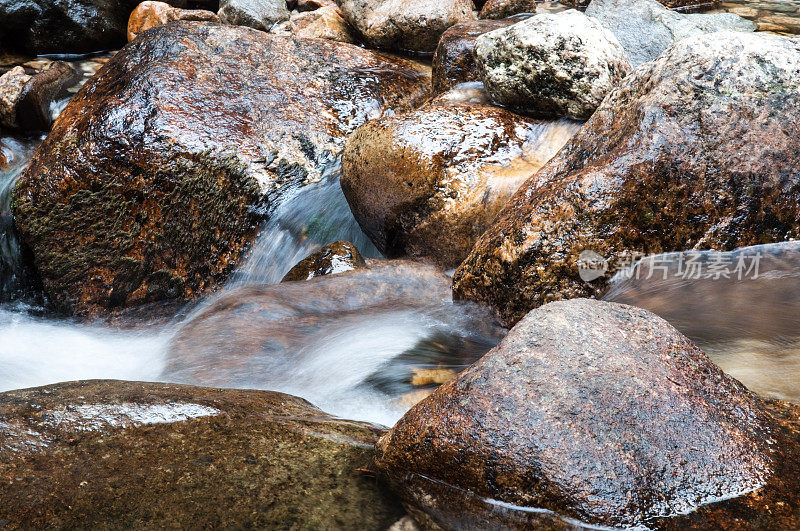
xmin=12 ymin=22 xmax=430 ymax=316
xmin=289 ymin=4 xmax=357 ymax=43
xmin=453 ymin=31 xmax=800 ymax=326
xmin=218 ymin=0 xmax=289 ymax=30
xmin=335 ymin=0 xmax=476 ymax=53
xmin=281 ymin=240 xmax=366 ymax=282
xmin=295 ymin=0 xmax=334 ymax=10
xmin=341 ymin=100 xmax=581 ymax=268
xmin=164 ymin=260 xmax=502 ymax=390
xmin=0 ymin=380 xmax=404 ymax=528
xmin=586 ymin=0 xmax=755 ymax=67
xmin=432 ymin=20 xmax=514 ymax=94
xmin=479 ymin=0 xmax=536 ymax=19
xmin=475 ymin=10 xmax=631 ymax=119
xmin=127 ymin=1 xmax=221 ymax=41
xmin=0 ymin=67 xmax=30 ymax=129
xmin=15 ymin=61 xmax=80 ymax=131
xmin=375 ymin=299 xmax=800 ymax=529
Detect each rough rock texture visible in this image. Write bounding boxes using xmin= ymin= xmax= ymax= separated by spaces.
xmin=15 ymin=61 xmax=80 ymax=131
xmin=479 ymin=0 xmax=536 ymax=19
xmin=586 ymin=0 xmax=755 ymax=67
xmin=341 ymin=100 xmax=581 ymax=268
xmin=282 ymin=240 xmax=366 ymax=282
xmin=11 ymin=22 xmax=430 ymax=317
xmin=164 ymin=260 xmax=501 ymax=387
xmin=127 ymin=1 xmax=220 ymax=41
xmin=0 ymin=380 xmax=404 ymax=528
xmin=453 ymin=32 xmax=800 ymax=326
xmin=335 ymin=0 xmax=476 ymax=53
xmin=218 ymin=0 xmax=289 ymax=30
xmin=375 ymin=299 xmax=800 ymax=529
xmin=475 ymin=10 xmax=631 ymax=119
xmin=0 ymin=67 xmax=30 ymax=129
xmin=289 ymin=4 xmax=357 ymax=43
xmin=0 ymin=0 xmax=219 ymax=55
xmin=432 ymin=20 xmax=514 ymax=94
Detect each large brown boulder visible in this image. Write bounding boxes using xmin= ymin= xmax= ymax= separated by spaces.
xmin=0 ymin=380 xmax=404 ymax=528
xmin=375 ymin=299 xmax=800 ymax=529
xmin=127 ymin=1 xmax=220 ymax=41
xmin=335 ymin=0 xmax=476 ymax=53
xmin=11 ymin=22 xmax=429 ymax=317
xmin=431 ymin=19 xmax=514 ymax=94
xmin=341 ymin=99 xmax=580 ymax=268
xmin=453 ymin=31 xmax=800 ymax=326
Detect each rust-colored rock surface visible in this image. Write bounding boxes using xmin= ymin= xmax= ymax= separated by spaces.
xmin=341 ymin=100 xmax=581 ymax=268
xmin=282 ymin=240 xmax=366 ymax=282
xmin=11 ymin=22 xmax=430 ymax=316
xmin=431 ymin=20 xmax=514 ymax=94
xmin=453 ymin=31 xmax=800 ymax=326
xmin=0 ymin=380 xmax=404 ymax=528
xmin=479 ymin=0 xmax=536 ymax=19
xmin=375 ymin=299 xmax=800 ymax=529
xmin=289 ymin=4 xmax=357 ymax=43
xmin=127 ymin=1 xmax=220 ymax=41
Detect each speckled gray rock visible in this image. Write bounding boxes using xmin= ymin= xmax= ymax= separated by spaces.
xmin=219 ymin=0 xmax=289 ymax=30
xmin=475 ymin=10 xmax=631 ymax=119
xmin=376 ymin=299 xmax=800 ymax=529
xmin=586 ymin=0 xmax=756 ymax=67
xmin=335 ymin=0 xmax=476 ymax=53
xmin=0 ymin=67 xmax=30 ymax=129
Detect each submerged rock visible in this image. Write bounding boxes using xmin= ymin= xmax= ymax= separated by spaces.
xmin=479 ymin=0 xmax=536 ymax=19
xmin=12 ymin=22 xmax=429 ymax=316
xmin=586 ymin=0 xmax=755 ymax=67
xmin=475 ymin=10 xmax=631 ymax=119
xmin=128 ymin=1 xmax=221 ymax=41
xmin=375 ymin=299 xmax=800 ymax=529
xmin=282 ymin=240 xmax=366 ymax=282
xmin=218 ymin=0 xmax=289 ymax=31
xmin=0 ymin=380 xmax=404 ymax=528
xmin=432 ymin=20 xmax=514 ymax=94
xmin=454 ymin=31 xmax=800 ymax=326
xmin=164 ymin=260 xmax=502 ymax=389
xmin=335 ymin=0 xmax=476 ymax=53
xmin=341 ymin=100 xmax=581 ymax=268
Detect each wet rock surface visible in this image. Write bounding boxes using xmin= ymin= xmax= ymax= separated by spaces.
xmin=587 ymin=0 xmax=755 ymax=67
xmin=479 ymin=0 xmax=536 ymax=19
xmin=0 ymin=61 xmax=79 ymax=131
xmin=164 ymin=260 xmax=500 ymax=388
xmin=454 ymin=31 xmax=800 ymax=326
xmin=0 ymin=67 xmax=30 ymax=129
xmin=12 ymin=22 xmax=430 ymax=316
xmin=0 ymin=379 xmax=404 ymax=528
xmin=375 ymin=299 xmax=800 ymax=529
xmin=432 ymin=20 xmax=514 ymax=94
xmin=335 ymin=0 xmax=476 ymax=53
xmin=218 ymin=0 xmax=289 ymax=31
xmin=288 ymin=4 xmax=357 ymax=43
xmin=282 ymin=240 xmax=366 ymax=282
xmin=341 ymin=100 xmax=580 ymax=268
xmin=127 ymin=1 xmax=221 ymax=41
xmin=475 ymin=10 xmax=631 ymax=119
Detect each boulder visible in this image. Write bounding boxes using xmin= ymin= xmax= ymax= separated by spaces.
xmin=586 ymin=0 xmax=755 ymax=67
xmin=127 ymin=1 xmax=221 ymax=41
xmin=341 ymin=100 xmax=581 ymax=268
xmin=0 ymin=380 xmax=404 ymax=528
xmin=375 ymin=299 xmax=800 ymax=529
xmin=0 ymin=61 xmax=78 ymax=131
xmin=453 ymin=31 xmax=800 ymax=326
xmin=281 ymin=240 xmax=366 ymax=282
xmin=218 ymin=0 xmax=289 ymax=30
xmin=0 ymin=0 xmax=218 ymax=55
xmin=432 ymin=20 xmax=514 ymax=94
xmin=289 ymin=4 xmax=357 ymax=43
xmin=475 ymin=10 xmax=631 ymax=119
xmin=479 ymin=0 xmax=536 ymax=19
xmin=335 ymin=0 xmax=476 ymax=53
xmin=11 ymin=22 xmax=430 ymax=316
